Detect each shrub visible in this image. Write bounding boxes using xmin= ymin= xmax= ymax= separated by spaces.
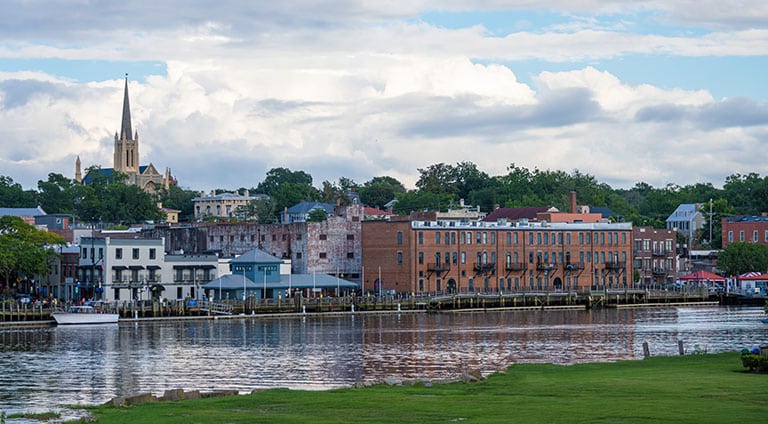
xmin=740 ymin=353 xmax=768 ymax=373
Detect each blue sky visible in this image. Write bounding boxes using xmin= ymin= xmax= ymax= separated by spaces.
xmin=1 ymin=1 xmax=767 ymax=192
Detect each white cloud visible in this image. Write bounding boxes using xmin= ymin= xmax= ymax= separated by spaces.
xmin=1 ymin=1 xmax=767 ymax=194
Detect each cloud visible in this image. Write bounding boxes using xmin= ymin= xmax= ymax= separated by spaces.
xmin=1 ymin=1 xmax=767 ymax=194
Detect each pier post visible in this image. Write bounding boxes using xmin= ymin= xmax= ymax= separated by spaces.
xmin=643 ymin=342 xmax=651 ymax=358
xmin=678 ymin=340 xmax=685 ymax=355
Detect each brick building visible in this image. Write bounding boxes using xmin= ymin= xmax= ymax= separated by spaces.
xmin=144 ymin=202 xmax=364 ymax=280
xmin=722 ymin=215 xmax=768 ymax=248
xmin=632 ymin=226 xmax=677 ymax=287
xmin=361 ymin=216 xmax=633 ymax=295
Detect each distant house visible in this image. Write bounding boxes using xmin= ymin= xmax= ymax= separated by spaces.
xmin=666 ymin=204 xmax=705 ymax=242
xmin=483 ymin=206 xmax=555 ymax=223
xmin=192 ymin=190 xmax=268 ymax=220
xmin=721 ymin=215 xmax=768 ymax=248
xmin=281 ymin=201 xmax=336 ymax=224
xmin=0 ymin=207 xmax=46 ymax=226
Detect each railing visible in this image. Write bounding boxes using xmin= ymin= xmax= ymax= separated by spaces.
xmin=427 ymin=262 xmax=450 ymax=273
xmin=604 ymin=261 xmax=626 ymax=270
xmin=505 ymin=262 xmax=527 ymax=271
xmin=565 ymin=262 xmax=585 ymax=271
xmin=473 ymin=263 xmax=496 ymax=273
xmin=536 ymin=262 xmax=555 ymax=271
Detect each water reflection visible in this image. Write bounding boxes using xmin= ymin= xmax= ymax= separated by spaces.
xmin=0 ymin=306 xmax=765 ymax=415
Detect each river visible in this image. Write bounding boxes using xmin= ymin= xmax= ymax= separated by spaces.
xmin=0 ymin=305 xmax=765 ymax=417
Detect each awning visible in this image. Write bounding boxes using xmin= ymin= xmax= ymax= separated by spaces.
xmin=147 ymin=265 xmax=161 ymax=270
xmin=150 ymin=284 xmax=166 ymax=292
xmin=111 ymin=265 xmax=128 ymax=270
xmin=128 ymin=265 xmax=145 ymax=270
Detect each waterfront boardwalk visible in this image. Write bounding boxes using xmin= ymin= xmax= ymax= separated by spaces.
xmin=0 ymin=288 xmax=729 ymax=325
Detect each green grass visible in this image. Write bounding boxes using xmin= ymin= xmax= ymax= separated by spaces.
xmin=84 ymin=352 xmax=767 ymax=423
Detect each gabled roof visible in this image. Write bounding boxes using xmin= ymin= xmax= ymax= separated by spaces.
xmin=230 ymin=248 xmax=282 ymax=264
xmin=286 ymin=201 xmax=336 ymax=215
xmin=483 ymin=207 xmax=552 ymax=222
xmin=666 ymin=204 xmax=701 ymax=222
xmin=589 ymin=206 xmax=615 ymax=218
xmin=201 ymin=274 xmax=258 ymax=290
xmin=0 ymin=206 xmax=46 ymax=217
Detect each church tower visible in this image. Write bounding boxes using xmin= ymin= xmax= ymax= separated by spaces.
xmin=113 ymin=75 xmax=139 ymax=178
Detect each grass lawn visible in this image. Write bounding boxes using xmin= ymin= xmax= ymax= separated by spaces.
xmin=84 ymin=352 xmax=767 ymax=423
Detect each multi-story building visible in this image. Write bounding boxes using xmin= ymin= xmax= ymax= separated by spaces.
xmin=144 ymin=202 xmax=364 ymax=280
xmin=632 ymin=226 xmax=677 ymax=287
xmin=362 ymin=216 xmax=633 ymax=295
xmin=192 ymin=190 xmax=267 ymax=220
xmin=721 ymin=215 xmax=768 ymax=248
xmin=666 ymin=203 xmax=705 ymax=245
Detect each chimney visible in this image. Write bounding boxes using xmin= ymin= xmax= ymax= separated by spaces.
xmin=569 ymin=191 xmax=577 ymax=214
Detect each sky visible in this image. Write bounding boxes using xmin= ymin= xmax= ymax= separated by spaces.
xmin=1 ymin=1 xmax=768 ymax=194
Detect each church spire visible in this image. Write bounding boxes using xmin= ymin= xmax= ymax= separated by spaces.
xmin=120 ymin=74 xmax=133 ymax=140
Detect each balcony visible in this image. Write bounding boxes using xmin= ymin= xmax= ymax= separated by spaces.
xmin=652 ymin=250 xmax=670 ymax=257
xmin=564 ymin=262 xmax=585 ymax=271
xmin=505 ymin=262 xmax=527 ymax=272
xmin=652 ymin=268 xmax=669 ymax=276
xmin=427 ymin=262 xmax=450 ymax=273
xmin=604 ymin=261 xmax=626 ymax=270
xmin=474 ymin=263 xmax=497 ymax=274
xmin=536 ymin=262 xmax=555 ymax=271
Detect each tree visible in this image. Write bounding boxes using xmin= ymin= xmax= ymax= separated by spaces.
xmin=0 ymin=175 xmax=36 ymax=207
xmin=718 ymin=242 xmax=768 ymax=276
xmin=157 ymin=185 xmax=199 ymax=222
xmin=307 ymin=208 xmax=329 ymax=222
xmin=0 ymin=216 xmax=64 ymax=296
xmin=358 ymin=176 xmax=406 ymax=209
xmin=36 ymin=173 xmax=79 ymax=214
xmin=256 ymin=167 xmax=313 ymax=196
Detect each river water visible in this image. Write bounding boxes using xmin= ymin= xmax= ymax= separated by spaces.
xmin=0 ymin=305 xmax=766 ymax=417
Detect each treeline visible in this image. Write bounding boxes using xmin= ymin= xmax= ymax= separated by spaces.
xmin=3 ymin=163 xmax=768 ymax=249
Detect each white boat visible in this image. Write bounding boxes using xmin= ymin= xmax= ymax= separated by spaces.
xmin=52 ymin=305 xmax=119 ymax=325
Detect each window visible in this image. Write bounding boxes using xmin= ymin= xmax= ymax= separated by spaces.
xmin=149 ymin=249 xmax=156 ymax=260
xmin=753 ymin=230 xmax=759 ymax=242
xmin=728 ymin=231 xmax=733 ymax=242
xmin=319 ymin=234 xmax=327 ymax=240
xmin=296 ymin=252 xmax=302 ymax=259
xmin=272 ymin=234 xmax=276 ymax=241
xmin=115 ymin=248 xmax=122 ymax=260
xmin=296 ymin=234 xmax=302 ymax=240
xmin=418 ymin=252 xmax=424 ymax=265
xmin=418 ymin=232 xmax=424 ymax=245
xmin=347 ymin=252 xmax=354 ymax=259
xmin=132 ymin=248 xmax=139 ymax=260
xmin=82 ymin=247 xmax=88 ymax=259
xmin=397 ymin=252 xmax=402 ymax=264
xmin=436 ymin=232 xmax=441 ymax=245
xmin=240 ymin=235 xmax=245 ymax=242
xmin=319 ymin=252 xmax=327 ymax=259
xmin=347 ymin=234 xmax=355 ymax=240
xmin=739 ymin=230 xmax=745 ymax=241
xmin=397 ymin=232 xmax=403 ymax=245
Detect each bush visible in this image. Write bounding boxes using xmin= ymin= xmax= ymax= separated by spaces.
xmin=740 ymin=353 xmax=768 ymax=373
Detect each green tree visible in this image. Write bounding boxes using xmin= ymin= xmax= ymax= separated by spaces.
xmin=0 ymin=216 xmax=64 ymax=295
xmin=0 ymin=175 xmax=36 ymax=207
xmin=358 ymin=176 xmax=406 ymax=209
xmin=157 ymin=185 xmax=199 ymax=222
xmin=36 ymin=173 xmax=79 ymax=214
xmin=307 ymin=208 xmax=329 ymax=222
xmin=718 ymin=241 xmax=768 ymax=276
xmin=257 ymin=168 xmax=313 ymax=196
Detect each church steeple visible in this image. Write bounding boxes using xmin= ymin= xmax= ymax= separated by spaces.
xmin=120 ymin=74 xmax=133 ymax=140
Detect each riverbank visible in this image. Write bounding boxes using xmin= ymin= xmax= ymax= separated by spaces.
xmin=80 ymin=352 xmax=766 ymax=424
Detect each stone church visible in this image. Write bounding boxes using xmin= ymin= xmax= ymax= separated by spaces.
xmin=75 ymin=76 xmax=175 ymax=193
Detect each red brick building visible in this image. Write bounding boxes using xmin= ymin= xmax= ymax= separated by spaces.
xmin=362 ymin=216 xmax=633 ymax=295
xmin=722 ymin=215 xmax=768 ymax=248
xmin=632 ymin=226 xmax=677 ymax=287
